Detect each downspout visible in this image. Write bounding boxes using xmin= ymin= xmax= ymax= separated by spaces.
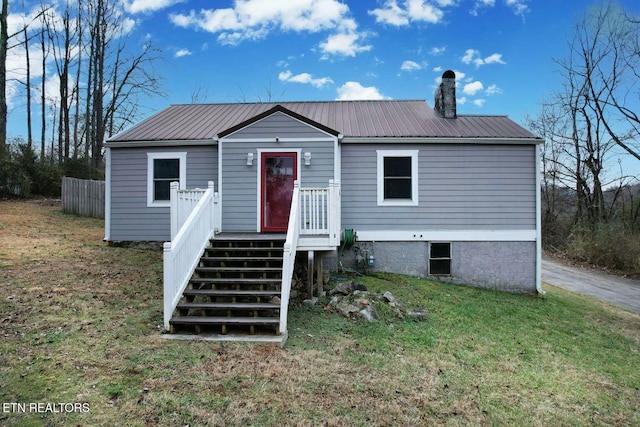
xmin=535 ymin=142 xmax=545 ymax=295
xmin=214 ymin=136 xmax=222 ymax=232
xmin=104 ymin=146 xmax=111 ymax=242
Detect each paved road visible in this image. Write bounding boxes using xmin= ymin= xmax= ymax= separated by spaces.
xmin=542 ymin=258 xmax=640 ymax=313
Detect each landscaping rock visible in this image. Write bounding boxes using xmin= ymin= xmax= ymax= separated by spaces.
xmin=359 ymin=305 xmax=379 ymax=322
xmin=407 ymin=309 xmax=428 ymax=320
xmin=330 ymin=281 xmax=368 ymax=296
xmin=383 ymin=291 xmax=405 ymax=308
xmin=303 ymin=297 xmax=318 ymax=306
xmin=337 ymin=302 xmax=360 ymax=317
xmin=330 ymin=281 xmax=354 ymax=295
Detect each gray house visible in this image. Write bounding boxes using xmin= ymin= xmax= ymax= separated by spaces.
xmin=104 ymin=71 xmax=543 ymax=338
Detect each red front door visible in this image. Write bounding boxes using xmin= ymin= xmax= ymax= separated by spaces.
xmin=261 ymin=152 xmax=297 ymax=232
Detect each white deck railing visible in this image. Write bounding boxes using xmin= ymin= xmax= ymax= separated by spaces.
xmin=170 ymin=182 xmax=221 ymax=240
xmin=279 ymin=181 xmax=301 ymax=335
xmin=163 ymin=181 xmax=218 ymax=330
xmin=299 ymin=180 xmax=341 ymax=246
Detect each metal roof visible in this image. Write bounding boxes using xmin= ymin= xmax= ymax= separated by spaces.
xmin=107 ymin=100 xmax=539 ymax=143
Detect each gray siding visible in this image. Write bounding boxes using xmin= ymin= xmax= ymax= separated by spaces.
xmin=341 ymin=143 xmax=536 ymax=231
xmin=109 ymin=145 xmax=218 ymax=241
xmin=221 ymin=119 xmax=335 ymax=231
xmin=221 ymin=140 xmax=335 ymax=231
xmin=226 ymin=111 xmax=332 ymax=139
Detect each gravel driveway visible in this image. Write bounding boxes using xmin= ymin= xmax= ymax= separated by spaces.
xmin=542 ymin=257 xmax=640 ymax=313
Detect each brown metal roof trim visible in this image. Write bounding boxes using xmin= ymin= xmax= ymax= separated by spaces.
xmin=217 ymin=104 xmax=340 ymax=138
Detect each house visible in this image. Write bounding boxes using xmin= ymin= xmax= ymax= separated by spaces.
xmin=104 ymin=71 xmax=543 ymax=340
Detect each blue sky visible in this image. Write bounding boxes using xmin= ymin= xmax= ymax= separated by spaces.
xmin=6 ymin=0 xmax=640 ymax=176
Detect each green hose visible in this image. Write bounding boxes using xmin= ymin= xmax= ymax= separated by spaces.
xmin=338 ymin=229 xmax=356 ymax=273
xmin=342 ymin=228 xmax=356 ymax=249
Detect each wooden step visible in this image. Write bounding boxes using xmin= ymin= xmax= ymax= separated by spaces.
xmin=195 ymin=267 xmax=282 ymax=273
xmin=169 ymin=316 xmax=280 ymax=326
xmin=206 ymin=246 xmax=283 ymax=252
xmin=176 ymin=302 xmax=280 ymax=310
xmin=189 ymin=277 xmax=281 ymax=286
xmin=200 ymin=256 xmax=283 ymax=262
xmin=182 ymin=289 xmax=281 ymax=297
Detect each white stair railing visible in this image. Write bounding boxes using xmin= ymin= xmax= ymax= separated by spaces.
xmin=279 ymin=181 xmax=301 ymax=335
xmin=163 ymin=181 xmax=218 ymax=330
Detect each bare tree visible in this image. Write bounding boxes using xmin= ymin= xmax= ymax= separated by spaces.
xmin=576 ymin=3 xmax=640 ymax=162
xmin=0 ymin=0 xmax=9 ymax=157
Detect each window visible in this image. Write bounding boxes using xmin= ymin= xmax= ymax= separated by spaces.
xmin=429 ymin=242 xmax=451 ymax=275
xmin=377 ymin=150 xmax=418 ymax=206
xmin=147 ymin=152 xmax=187 ymax=207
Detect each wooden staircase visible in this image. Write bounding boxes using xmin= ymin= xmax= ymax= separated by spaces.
xmin=169 ymin=236 xmax=285 ymax=336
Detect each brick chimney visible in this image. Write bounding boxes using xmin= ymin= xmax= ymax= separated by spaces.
xmin=434 ymin=70 xmax=456 ymax=119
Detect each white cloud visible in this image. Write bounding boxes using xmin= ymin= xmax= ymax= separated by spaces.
xmin=473 ymin=99 xmax=486 ymax=107
xmin=169 ymin=0 xmax=369 ymax=58
xmin=485 ymin=84 xmax=503 ymax=95
xmin=401 ymin=60 xmax=423 ymax=71
xmin=369 ymin=0 xmax=446 ymax=26
xmin=457 ymin=96 xmax=467 ymax=105
xmin=319 ymin=30 xmax=372 ymax=58
xmin=433 ymin=66 xmax=443 ymax=72
xmin=505 ymin=0 xmax=530 ymax=17
xmin=430 ymin=46 xmax=446 ymax=55
xmin=463 ymin=81 xmax=484 ymax=96
xmin=278 ymin=70 xmax=333 ymax=88
xmin=470 ymin=0 xmax=495 ymax=16
xmin=368 ymin=0 xmax=409 ymax=26
xmin=461 ymin=49 xmax=505 ymax=67
xmin=483 ymin=53 xmax=505 ymax=64
xmin=175 ymin=48 xmax=192 ymax=58
xmin=336 ymin=82 xmax=389 ymax=100
xmin=471 ymin=0 xmax=528 ymax=17
xmin=125 ymin=0 xmax=184 ymax=14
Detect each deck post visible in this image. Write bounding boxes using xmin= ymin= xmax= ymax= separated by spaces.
xmin=316 ymin=255 xmax=323 ymax=295
xmin=307 ymin=250 xmax=314 ymax=298
xmin=169 ymin=181 xmax=180 ymax=240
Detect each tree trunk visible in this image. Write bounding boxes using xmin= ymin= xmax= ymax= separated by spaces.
xmin=0 ymin=0 xmax=9 ymax=157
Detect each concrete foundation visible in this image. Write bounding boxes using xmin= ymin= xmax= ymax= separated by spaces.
xmin=330 ymin=240 xmax=537 ymax=294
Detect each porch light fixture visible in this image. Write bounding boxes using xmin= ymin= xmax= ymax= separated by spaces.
xmin=304 ymin=152 xmax=312 ymax=166
xmin=246 ymin=152 xmax=254 ymax=166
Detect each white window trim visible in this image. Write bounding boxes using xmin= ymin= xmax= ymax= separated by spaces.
xmin=376 ymin=149 xmax=419 ymax=206
xmin=147 ymin=152 xmax=187 ymax=207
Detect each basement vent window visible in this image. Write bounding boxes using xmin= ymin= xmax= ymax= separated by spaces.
xmin=429 ymin=242 xmax=451 ymax=275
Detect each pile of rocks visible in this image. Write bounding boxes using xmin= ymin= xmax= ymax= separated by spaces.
xmin=307 ymin=280 xmax=428 ymax=323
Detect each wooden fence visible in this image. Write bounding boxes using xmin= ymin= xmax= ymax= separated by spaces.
xmin=62 ymin=176 xmax=105 ymax=219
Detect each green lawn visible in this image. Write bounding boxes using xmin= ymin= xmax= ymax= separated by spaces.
xmin=1 ymin=200 xmax=639 ymax=426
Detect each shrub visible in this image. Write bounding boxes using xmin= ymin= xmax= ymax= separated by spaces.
xmin=565 ymin=221 xmax=640 ymax=275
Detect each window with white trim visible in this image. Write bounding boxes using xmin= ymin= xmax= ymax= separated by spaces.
xmin=377 ymin=150 xmax=419 ymax=206
xmin=147 ymin=152 xmax=187 ymax=207
xmin=429 ymin=242 xmax=451 ymax=275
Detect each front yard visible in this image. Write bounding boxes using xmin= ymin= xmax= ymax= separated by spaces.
xmin=1 ymin=200 xmax=639 ymax=426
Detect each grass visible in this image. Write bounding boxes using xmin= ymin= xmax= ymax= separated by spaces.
xmin=1 ymin=200 xmax=639 ymax=426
